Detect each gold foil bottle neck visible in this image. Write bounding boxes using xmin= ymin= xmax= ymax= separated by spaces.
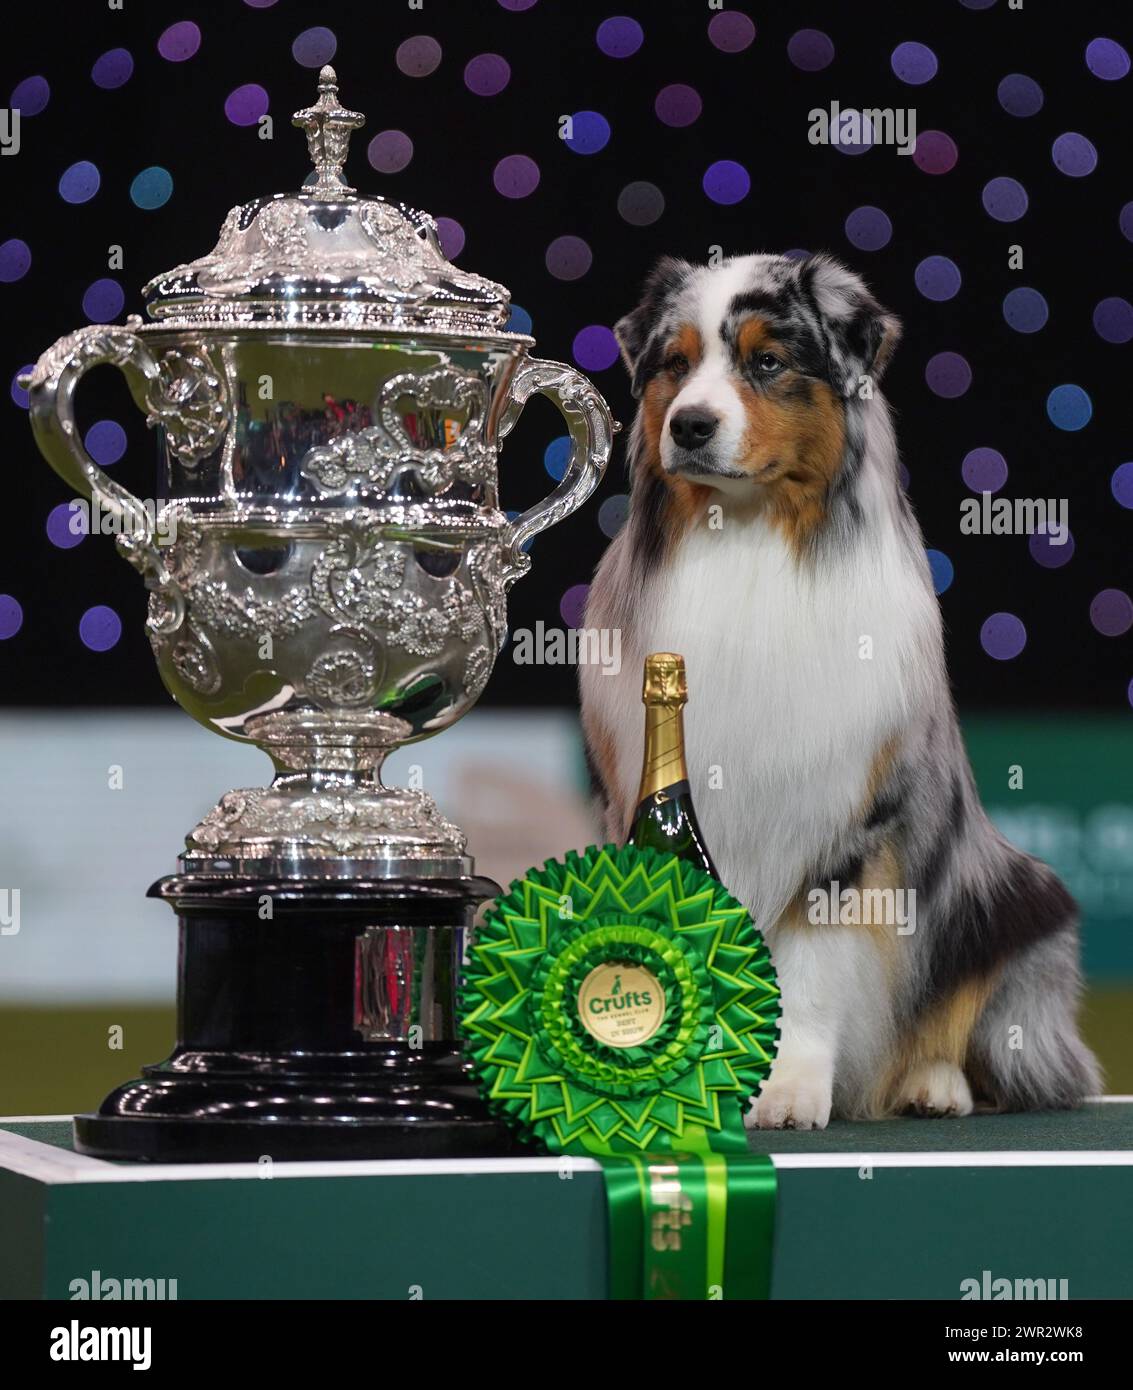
xmin=642 ymin=652 xmax=688 ymax=708
xmin=637 ymin=653 xmax=689 ymax=802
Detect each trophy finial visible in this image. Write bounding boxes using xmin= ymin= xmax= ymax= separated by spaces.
xmin=292 ymin=65 xmax=365 ymax=197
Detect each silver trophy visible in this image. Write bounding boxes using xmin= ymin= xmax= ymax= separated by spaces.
xmin=24 ymin=68 xmax=613 ymax=1160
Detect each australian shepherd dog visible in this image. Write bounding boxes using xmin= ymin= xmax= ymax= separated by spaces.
xmin=580 ymin=252 xmax=1100 ymax=1129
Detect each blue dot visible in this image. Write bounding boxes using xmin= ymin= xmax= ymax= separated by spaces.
xmin=997 ymin=73 xmax=1043 ymax=117
xmin=85 ymin=420 xmax=127 ymax=465
xmin=91 ymin=48 xmax=134 ymax=90
xmin=0 ymin=595 xmax=23 ymax=640
xmin=891 ymin=41 xmax=938 ymax=85
xmin=1046 ymin=384 xmax=1092 ymax=431
xmin=59 ymin=160 xmax=101 ymax=204
xmin=544 ymin=435 xmax=571 ymax=481
xmin=596 ymin=17 xmax=644 ymax=59
xmin=703 ymin=160 xmax=751 ymax=205
xmin=564 ymin=111 xmax=611 ymax=155
xmin=982 ymin=176 xmax=1028 ymax=222
xmin=1111 ymin=461 xmax=1133 ymax=508
xmin=506 ymin=304 xmax=532 ymax=335
xmin=130 ymin=166 xmax=173 ymax=209
xmin=79 ymin=605 xmax=122 ymax=652
xmin=927 ymin=548 xmax=954 ymax=594
xmin=915 ymin=255 xmax=962 ymax=301
xmin=10 ymin=75 xmax=49 ymax=116
xmin=11 ymin=364 xmax=33 ymax=409
xmin=82 ymin=278 xmax=125 ymax=322
xmin=1003 ymin=287 xmax=1049 ymax=333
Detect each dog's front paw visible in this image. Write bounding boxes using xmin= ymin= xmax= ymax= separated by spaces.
xmin=745 ymin=1065 xmax=833 ymax=1131
xmin=896 ymin=1060 xmax=974 ymax=1118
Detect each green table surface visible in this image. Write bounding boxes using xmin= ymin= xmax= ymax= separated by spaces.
xmin=3 ymin=1105 xmax=1131 ymax=1300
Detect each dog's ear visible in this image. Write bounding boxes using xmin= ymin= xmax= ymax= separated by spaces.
xmin=614 ymin=255 xmax=692 ymax=398
xmin=798 ymin=253 xmax=901 ymax=396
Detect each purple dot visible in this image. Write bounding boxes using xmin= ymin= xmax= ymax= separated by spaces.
xmin=962 ymin=447 xmax=1008 ymax=493
xmin=0 ymin=595 xmax=23 ymax=639
xmin=493 ymin=154 xmax=540 ymax=199
xmin=1052 ymin=132 xmax=1098 ymax=177
xmin=546 ymin=235 xmax=592 ymax=281
xmin=617 ymin=181 xmax=664 ymax=226
xmin=367 ymin=130 xmax=413 ymax=174
xmin=997 ymin=73 xmax=1043 ymax=117
xmin=1029 ymin=527 xmax=1075 ymax=569
xmin=787 ymin=29 xmax=834 ymax=72
xmin=783 ymin=248 xmax=810 ymax=261
xmin=572 ymin=325 xmax=619 ymax=372
xmin=925 ymin=352 xmax=971 ymax=399
xmin=1090 ymin=589 xmax=1133 ymax=636
xmin=913 ymin=130 xmax=958 ymax=174
xmin=82 ymin=278 xmax=125 ymax=323
xmin=397 ymin=36 xmax=442 ymax=78
xmin=91 ymin=48 xmax=134 ymax=90
xmin=10 ymin=75 xmax=49 ymax=116
xmin=292 ymin=27 xmax=337 ymax=68
xmin=915 ymin=255 xmax=962 ymax=301
xmin=960 ymin=0 xmax=997 ymax=8
xmin=46 ymin=501 xmax=85 ymax=549
xmin=79 ymin=605 xmax=122 ymax=652
xmin=564 ymin=110 xmax=611 ymax=155
xmin=0 ymin=238 xmax=31 ymax=283
xmin=1086 ymin=38 xmax=1130 ymax=81
xmin=158 ymin=22 xmax=201 ymax=63
xmin=498 ymin=0 xmax=539 ymax=8
xmin=435 ymin=217 xmax=465 ymax=259
xmin=1003 ymin=287 xmax=1049 ymax=333
xmin=709 ymin=11 xmax=756 ymax=53
xmin=244 ymin=0 xmax=280 ymax=7
xmin=1121 ymin=203 xmax=1133 ymax=242
xmin=832 ymin=110 xmax=874 ymax=156
xmin=560 ymin=584 xmax=589 ymax=628
xmin=464 ymin=53 xmax=510 ymax=96
xmin=1111 ymin=461 xmax=1133 ymax=508
xmin=655 ymin=83 xmax=702 ymax=127
xmin=597 ymin=17 xmax=644 ymax=58
xmin=59 ymin=161 xmax=101 ymax=205
xmin=891 ymin=41 xmax=938 ymax=85
xmin=11 ymin=364 xmax=33 ymax=409
xmin=981 ymin=613 xmax=1027 ymax=661
xmin=703 ymin=159 xmax=750 ymax=205
xmin=982 ymin=176 xmax=1028 ymax=222
xmin=225 ymin=84 xmax=269 ymax=127
xmin=1093 ymin=297 xmax=1133 ymax=344
xmin=845 ymin=206 xmax=892 ymax=251
xmin=86 ymin=420 xmax=127 ymax=465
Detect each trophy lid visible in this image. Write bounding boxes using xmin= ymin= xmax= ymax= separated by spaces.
xmin=142 ymin=66 xmax=514 ymax=333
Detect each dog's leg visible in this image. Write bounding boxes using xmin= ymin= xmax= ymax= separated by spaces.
xmin=746 ymin=914 xmax=882 ymax=1131
xmin=892 ymin=1060 xmax=974 ymax=1117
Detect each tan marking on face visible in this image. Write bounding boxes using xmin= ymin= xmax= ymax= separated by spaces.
xmin=736 ymin=316 xmax=774 ymax=357
xmin=637 ymin=323 xmax=711 ymax=548
xmin=871 ymin=975 xmax=1000 ymax=1118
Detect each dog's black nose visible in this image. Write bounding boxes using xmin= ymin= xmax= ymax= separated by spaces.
xmin=669 ymin=407 xmax=719 ymax=450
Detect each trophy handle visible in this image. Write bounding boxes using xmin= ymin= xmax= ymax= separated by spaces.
xmin=23 ymin=317 xmax=166 ymax=577
xmin=497 ymin=356 xmax=615 ymax=587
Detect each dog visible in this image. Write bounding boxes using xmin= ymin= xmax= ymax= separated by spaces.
xmin=580 ymin=252 xmax=1101 ymax=1129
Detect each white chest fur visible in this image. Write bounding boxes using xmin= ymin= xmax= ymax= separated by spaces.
xmin=584 ymin=500 xmax=936 ymax=932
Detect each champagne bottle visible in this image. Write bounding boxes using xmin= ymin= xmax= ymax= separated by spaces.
xmin=624 ymin=652 xmax=719 ymax=878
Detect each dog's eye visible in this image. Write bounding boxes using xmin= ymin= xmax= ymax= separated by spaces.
xmin=665 ymin=353 xmax=689 ymax=376
xmin=753 ymin=352 xmax=784 ymax=375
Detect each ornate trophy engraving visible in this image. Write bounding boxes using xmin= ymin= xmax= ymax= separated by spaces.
xmin=24 ymin=68 xmax=613 ymax=1161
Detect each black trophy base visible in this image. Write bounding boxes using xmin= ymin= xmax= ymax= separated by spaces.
xmin=72 ymin=874 xmax=522 ymax=1163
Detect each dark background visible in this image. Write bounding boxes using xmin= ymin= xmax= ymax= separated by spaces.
xmin=1 ymin=0 xmax=1129 ymax=710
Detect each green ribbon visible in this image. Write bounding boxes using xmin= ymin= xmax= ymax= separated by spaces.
xmin=459 ymin=844 xmax=781 ymax=1300
xmin=601 ymin=1152 xmax=776 ymax=1300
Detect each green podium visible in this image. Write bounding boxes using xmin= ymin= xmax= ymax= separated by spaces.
xmin=3 ymin=1105 xmax=1132 ymax=1300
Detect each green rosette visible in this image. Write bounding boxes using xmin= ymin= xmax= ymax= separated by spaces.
xmin=459 ymin=843 xmax=780 ymax=1156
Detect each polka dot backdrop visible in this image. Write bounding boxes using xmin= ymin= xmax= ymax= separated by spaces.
xmin=0 ymin=0 xmax=1129 ymax=712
